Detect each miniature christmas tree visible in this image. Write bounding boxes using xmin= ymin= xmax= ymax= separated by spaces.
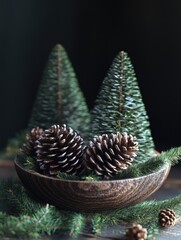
xmin=0 ymin=44 xmax=90 ymax=160
xmin=90 ymin=51 xmax=154 ymax=162
xmin=28 ymin=44 xmax=90 ymax=138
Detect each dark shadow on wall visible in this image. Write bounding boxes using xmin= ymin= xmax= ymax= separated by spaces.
xmin=0 ymin=0 xmax=181 ymax=152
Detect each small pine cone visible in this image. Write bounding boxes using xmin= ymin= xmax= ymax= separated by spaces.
xmin=126 ymin=224 xmax=147 ymax=240
xmin=22 ymin=127 xmax=44 ymax=158
xmin=159 ymin=208 xmax=176 ymax=227
xmin=36 ymin=124 xmax=85 ymax=176
xmin=84 ymin=132 xmax=138 ymax=178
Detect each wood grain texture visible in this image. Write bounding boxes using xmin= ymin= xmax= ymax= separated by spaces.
xmin=14 ymin=159 xmax=170 ymax=212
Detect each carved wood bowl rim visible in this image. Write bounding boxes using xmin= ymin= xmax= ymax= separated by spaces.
xmin=14 ymin=158 xmax=171 ymax=212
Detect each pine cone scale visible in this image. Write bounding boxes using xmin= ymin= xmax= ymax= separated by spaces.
xmin=106 ymin=161 xmax=117 ymax=170
xmin=108 ymin=148 xmax=115 ymax=156
xmin=46 ymin=153 xmax=57 ymax=158
xmin=59 ymin=146 xmax=69 ymax=151
xmin=117 ymin=154 xmax=124 ymax=161
xmin=103 ymin=165 xmax=113 ymax=173
xmin=105 ymin=152 xmax=112 ymax=161
xmin=68 ymin=156 xmax=77 ymax=162
xmin=42 ymin=159 xmax=54 ymax=164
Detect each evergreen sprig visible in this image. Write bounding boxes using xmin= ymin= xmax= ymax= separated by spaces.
xmin=0 ymin=179 xmax=42 ymax=215
xmin=28 ymin=44 xmax=90 ymax=139
xmin=69 ymin=213 xmax=85 ymax=238
xmin=0 ymin=180 xmax=83 ymax=239
xmin=110 ymin=195 xmax=181 ymax=224
xmin=90 ymin=51 xmax=154 ymax=162
xmin=0 ymin=205 xmax=65 ymax=239
xmin=114 ymin=146 xmax=181 ymax=179
xmin=107 ymin=195 xmax=181 ymax=239
xmin=90 ymin=195 xmax=181 ymax=239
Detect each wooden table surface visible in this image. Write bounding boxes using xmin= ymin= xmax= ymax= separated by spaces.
xmin=0 ymin=160 xmax=181 ymax=240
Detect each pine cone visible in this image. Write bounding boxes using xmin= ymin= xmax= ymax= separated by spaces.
xmin=159 ymin=208 xmax=176 ymax=227
xmin=84 ymin=132 xmax=138 ymax=178
xmin=36 ymin=124 xmax=85 ymax=176
xmin=22 ymin=127 xmax=44 ymax=158
xmin=126 ymin=224 xmax=147 ymax=240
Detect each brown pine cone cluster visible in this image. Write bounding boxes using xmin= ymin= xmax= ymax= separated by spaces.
xmin=126 ymin=224 xmax=147 ymax=240
xmin=159 ymin=208 xmax=176 ymax=227
xmin=22 ymin=127 xmax=138 ymax=178
xmin=84 ymin=132 xmax=138 ymax=178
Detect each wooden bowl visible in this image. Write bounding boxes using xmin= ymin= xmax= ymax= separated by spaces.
xmin=14 ymin=159 xmax=170 ymax=212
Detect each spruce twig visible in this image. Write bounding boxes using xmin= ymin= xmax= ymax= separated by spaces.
xmin=104 ymin=195 xmax=181 ymax=225
xmin=0 ymin=180 xmax=42 ymax=215
xmin=33 ymin=203 xmax=50 ymax=225
xmin=91 ymin=213 xmax=118 ymax=234
xmin=69 ymin=213 xmax=85 ymax=238
xmin=115 ymin=146 xmax=181 ymax=179
xmin=0 ymin=180 xmax=181 ymax=239
xmin=91 ymin=214 xmax=103 ymax=234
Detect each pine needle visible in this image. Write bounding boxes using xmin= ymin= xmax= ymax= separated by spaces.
xmin=23 ymin=157 xmax=38 ymax=171
xmin=103 ymin=194 xmax=181 ymax=226
xmin=69 ymin=213 xmax=85 ymax=238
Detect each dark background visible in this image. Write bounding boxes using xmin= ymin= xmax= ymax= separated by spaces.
xmin=0 ymin=0 xmax=181 ymax=152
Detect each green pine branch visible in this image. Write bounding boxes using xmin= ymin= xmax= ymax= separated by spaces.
xmin=112 ymin=195 xmax=181 ymax=224
xmin=0 ymin=179 xmax=42 ymax=215
xmin=90 ymin=51 xmax=154 ymax=162
xmin=115 ymin=146 xmax=181 ymax=179
xmin=28 ymin=44 xmax=90 ymax=139
xmin=1 ymin=179 xmax=181 ymax=239
xmin=91 ymin=213 xmax=118 ymax=234
xmin=0 ymin=180 xmax=71 ymax=238
xmin=90 ymin=195 xmax=181 ymax=239
xmin=0 ymin=205 xmax=65 ymax=239
xmin=69 ymin=213 xmax=85 ymax=238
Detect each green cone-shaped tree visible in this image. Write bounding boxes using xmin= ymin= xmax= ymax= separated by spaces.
xmin=90 ymin=51 xmax=154 ymax=162
xmin=28 ymin=44 xmax=90 ymax=138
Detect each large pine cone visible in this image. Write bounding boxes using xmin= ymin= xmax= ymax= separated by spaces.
xmin=84 ymin=132 xmax=138 ymax=178
xmin=22 ymin=127 xmax=44 ymax=158
xmin=36 ymin=124 xmax=85 ymax=176
xmin=126 ymin=224 xmax=147 ymax=240
xmin=159 ymin=208 xmax=176 ymax=227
